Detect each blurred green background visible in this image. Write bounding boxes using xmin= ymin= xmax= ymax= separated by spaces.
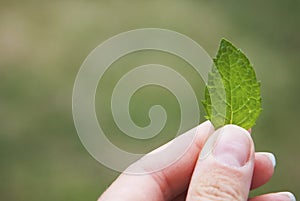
xmin=1 ymin=0 xmax=299 ymax=200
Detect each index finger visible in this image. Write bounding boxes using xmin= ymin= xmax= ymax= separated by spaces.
xmin=98 ymin=121 xmax=215 ymax=201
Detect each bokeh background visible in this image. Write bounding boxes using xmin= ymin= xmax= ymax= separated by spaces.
xmin=1 ymin=0 xmax=299 ymax=200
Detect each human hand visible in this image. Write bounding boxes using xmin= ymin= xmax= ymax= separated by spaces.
xmin=98 ymin=121 xmax=296 ymax=201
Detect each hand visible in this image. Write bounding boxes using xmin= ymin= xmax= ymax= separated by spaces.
xmin=98 ymin=121 xmax=296 ymax=201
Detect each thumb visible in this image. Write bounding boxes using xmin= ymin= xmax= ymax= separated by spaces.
xmin=186 ymin=125 xmax=255 ymax=201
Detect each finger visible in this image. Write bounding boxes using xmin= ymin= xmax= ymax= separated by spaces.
xmin=165 ymin=152 xmax=276 ymax=201
xmin=249 ymin=192 xmax=296 ymax=201
xmin=186 ymin=125 xmax=255 ymax=201
xmin=171 ymin=151 xmax=275 ymax=200
xmin=98 ymin=121 xmax=215 ymax=201
xmin=171 ymin=152 xmax=275 ymax=201
xmin=251 ymin=152 xmax=275 ymax=189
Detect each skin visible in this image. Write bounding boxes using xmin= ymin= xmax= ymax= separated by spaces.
xmin=98 ymin=121 xmax=293 ymax=201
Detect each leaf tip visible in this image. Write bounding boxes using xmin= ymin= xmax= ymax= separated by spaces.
xmin=220 ymin=38 xmax=233 ymax=47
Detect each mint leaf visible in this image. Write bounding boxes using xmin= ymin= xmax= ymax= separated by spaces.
xmin=202 ymin=39 xmax=262 ymax=129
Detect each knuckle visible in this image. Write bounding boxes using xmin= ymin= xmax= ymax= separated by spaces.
xmin=191 ymin=172 xmax=244 ymax=201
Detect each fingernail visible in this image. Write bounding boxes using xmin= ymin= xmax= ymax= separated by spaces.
xmin=199 ymin=128 xmax=220 ymax=160
xmin=260 ymin=152 xmax=276 ymax=167
xmin=280 ymin=192 xmax=296 ymax=201
xmin=213 ymin=125 xmax=251 ymax=167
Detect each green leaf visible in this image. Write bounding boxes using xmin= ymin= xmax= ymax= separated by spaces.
xmin=202 ymin=39 xmax=262 ymax=129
